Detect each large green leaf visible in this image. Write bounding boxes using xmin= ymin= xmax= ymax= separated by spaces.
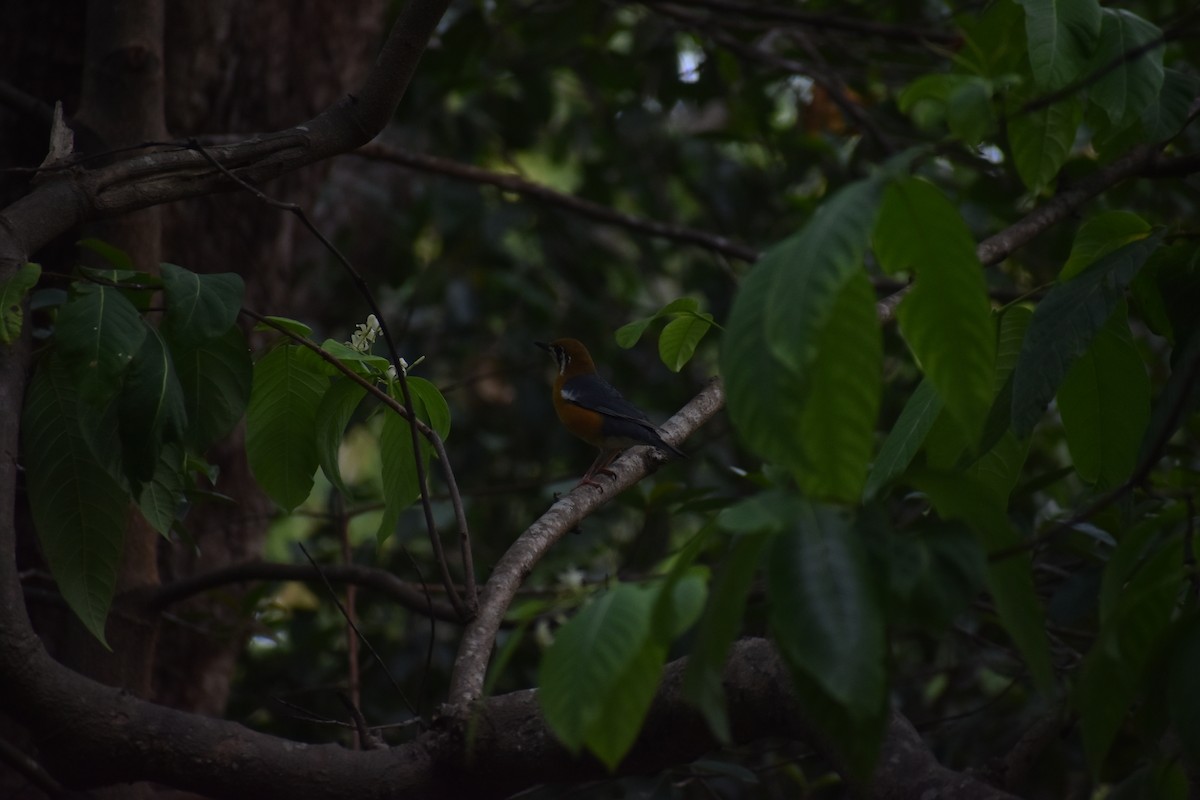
xmin=246 ymin=344 xmax=328 ymax=511
xmin=55 ymin=282 xmax=146 ymax=386
xmin=1142 ymin=68 xmax=1200 ymax=141
xmin=119 ymin=325 xmax=188 ymax=481
xmin=1057 ymin=305 xmax=1149 ymax=488
xmin=1011 ymin=232 xmax=1162 ymax=437
xmin=863 ymin=379 xmax=943 ymax=502
xmin=874 ymin=177 xmax=995 ymax=441
xmin=915 ymin=471 xmax=1055 ymax=693
xmin=722 ymin=247 xmax=807 ymax=472
xmin=161 ymin=263 xmax=245 ymax=345
xmin=539 ymin=583 xmax=657 ymax=755
xmin=315 ymin=378 xmax=368 ymax=498
xmin=1078 ymin=537 xmax=1182 ymax=773
xmin=768 ymin=502 xmax=887 ymax=775
xmin=792 ymin=271 xmax=882 ymax=502
xmin=683 ymin=531 xmax=771 ymax=741
xmin=1007 ymin=87 xmax=1084 ymax=191
xmin=169 ymin=326 xmax=253 ymax=451
xmin=584 ymin=639 xmax=667 ymax=770
xmin=1086 ymin=9 xmax=1164 ymax=128
xmin=0 ymin=262 xmax=40 ymax=344
xmin=1017 ymin=0 xmax=1101 ymax=91
xmin=764 ymin=177 xmax=881 ymax=374
xmin=22 ymin=354 xmax=129 ymax=645
xmin=768 ymin=503 xmax=884 ymax=713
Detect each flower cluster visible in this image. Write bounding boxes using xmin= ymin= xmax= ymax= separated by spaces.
xmin=346 ymin=314 xmax=381 ymax=353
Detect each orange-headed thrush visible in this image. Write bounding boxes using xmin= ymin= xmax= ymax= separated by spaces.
xmin=536 ymin=338 xmax=685 ymax=487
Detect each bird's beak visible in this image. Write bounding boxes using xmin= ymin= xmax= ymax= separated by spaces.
xmin=534 ymin=341 xmax=550 ymax=352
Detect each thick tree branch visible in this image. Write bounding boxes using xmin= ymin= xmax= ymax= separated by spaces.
xmin=0 ymin=0 xmax=451 ymax=263
xmin=447 ymin=379 xmax=725 ymax=709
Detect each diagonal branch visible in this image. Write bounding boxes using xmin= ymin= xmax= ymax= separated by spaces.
xmin=447 ymin=378 xmax=725 ymax=709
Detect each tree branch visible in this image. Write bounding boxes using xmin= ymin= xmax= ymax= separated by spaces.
xmin=447 ymin=378 xmax=725 ymax=709
xmin=354 ymin=143 xmax=761 ymax=262
xmin=0 ymin=0 xmax=452 ymax=263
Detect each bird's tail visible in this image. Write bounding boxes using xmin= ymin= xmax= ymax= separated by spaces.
xmin=655 ymin=430 xmax=686 ymax=460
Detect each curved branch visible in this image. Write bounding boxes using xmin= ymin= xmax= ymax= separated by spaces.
xmin=447 ymin=379 xmax=726 ymax=709
xmin=0 ymin=0 xmax=452 ymax=263
xmin=144 ymin=561 xmax=461 ymax=623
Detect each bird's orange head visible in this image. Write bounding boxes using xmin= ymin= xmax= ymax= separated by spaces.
xmin=536 ymin=338 xmax=597 ymax=379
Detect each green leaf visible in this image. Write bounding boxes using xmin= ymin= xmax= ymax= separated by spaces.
xmin=615 ymin=298 xmax=700 ymax=349
xmin=1098 ymin=506 xmax=1182 ymax=624
xmin=160 ymin=263 xmax=244 ymax=345
xmin=377 ymin=380 xmax=443 ymax=544
xmin=683 ymin=532 xmax=771 ymax=741
xmin=22 ymin=354 xmax=128 ymax=645
xmin=1142 ymin=69 xmax=1200 ymax=141
xmin=539 ymin=583 xmax=657 ymax=756
xmin=320 ymin=339 xmax=391 ymax=374
xmin=915 ymin=470 xmax=1055 ymax=693
xmin=255 ymin=315 xmax=313 ymax=339
xmin=898 ymin=74 xmax=973 ymax=132
xmin=1007 ymin=86 xmax=1083 ymax=191
xmin=583 ymin=639 xmax=667 ymax=770
xmin=768 ymin=502 xmax=887 ymax=775
xmin=1057 ymin=305 xmax=1149 ymax=488
xmin=946 ymin=76 xmax=997 ymax=145
xmin=874 ymin=177 xmax=995 ymax=441
xmin=863 ymin=379 xmax=943 ymax=501
xmin=1011 ymin=232 xmax=1162 ymax=436
xmin=246 ymin=344 xmax=329 ymax=511
xmin=137 ymin=443 xmax=186 ymax=536
xmin=55 ymin=282 xmax=146 ymax=385
xmin=315 ymin=378 xmax=368 ymax=498
xmin=0 ymin=262 xmax=40 ymax=344
xmin=793 ymin=272 xmax=882 ymax=502
xmin=768 ymin=502 xmax=885 ymax=711
xmin=169 ymin=326 xmax=253 ymax=451
xmin=1017 ymin=0 xmax=1101 ymax=91
xmin=1077 ymin=536 xmax=1182 ymax=773
xmin=119 ymin=325 xmax=188 ymax=481
xmin=658 ymin=312 xmax=712 ymax=372
xmin=407 ymin=376 xmax=451 ymax=439
xmin=1061 ymin=211 xmax=1151 ymax=280
xmin=764 ymin=178 xmax=882 ymax=374
xmin=1086 ymin=9 xmax=1164 ymax=128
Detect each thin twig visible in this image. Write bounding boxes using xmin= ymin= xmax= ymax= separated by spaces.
xmin=646 ymin=0 xmax=961 ymax=44
xmin=298 ymin=542 xmax=418 ymax=716
xmin=333 ymin=495 xmax=362 ymax=749
xmin=146 ymin=559 xmax=461 ymax=623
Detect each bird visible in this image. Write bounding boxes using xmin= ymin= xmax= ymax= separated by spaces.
xmin=536 ymin=338 xmax=685 ymax=489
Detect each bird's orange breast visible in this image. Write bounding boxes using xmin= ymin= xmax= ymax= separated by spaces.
xmin=552 ymin=382 xmax=607 ymax=448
